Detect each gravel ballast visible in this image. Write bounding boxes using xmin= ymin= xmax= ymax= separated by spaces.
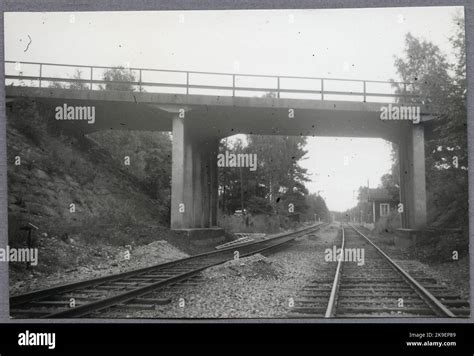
xmin=107 ymin=223 xmax=341 ymax=318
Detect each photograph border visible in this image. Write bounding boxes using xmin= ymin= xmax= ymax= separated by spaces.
xmin=0 ymin=0 xmax=472 ymax=324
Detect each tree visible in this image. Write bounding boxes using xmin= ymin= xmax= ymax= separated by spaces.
xmin=379 ymin=173 xmax=399 ymax=201
xmin=217 ymin=134 xmax=319 ymax=218
xmin=391 ymin=33 xmax=452 ymax=107
xmin=48 ymin=69 xmax=88 ymax=90
xmin=99 ymin=67 xmax=136 ymax=91
xmin=69 ymin=69 xmax=89 ymax=90
xmin=48 ymin=81 xmax=66 ymax=89
xmin=304 ymin=193 xmax=329 ymax=221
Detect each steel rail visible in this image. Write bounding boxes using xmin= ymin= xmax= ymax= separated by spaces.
xmin=46 ymin=224 xmax=324 ymax=318
xmin=11 ymin=223 xmax=322 ymax=307
xmin=324 ymin=226 xmax=345 ymax=318
xmin=348 ymin=223 xmax=455 ymax=318
xmin=11 ymin=223 xmax=326 ymax=318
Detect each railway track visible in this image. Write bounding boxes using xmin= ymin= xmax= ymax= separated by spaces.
xmin=290 ymin=224 xmax=469 ymax=318
xmin=10 ymin=223 xmax=326 ymax=319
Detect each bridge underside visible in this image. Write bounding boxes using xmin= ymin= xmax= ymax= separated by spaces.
xmin=7 ymin=87 xmax=430 ymax=229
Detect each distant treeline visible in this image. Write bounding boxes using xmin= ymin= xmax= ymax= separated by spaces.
xmin=218 ymin=135 xmax=329 ymax=221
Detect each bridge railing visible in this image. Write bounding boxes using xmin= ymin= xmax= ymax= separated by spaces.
xmin=4 ymin=60 xmax=418 ymax=103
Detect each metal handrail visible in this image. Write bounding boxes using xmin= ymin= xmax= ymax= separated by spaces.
xmin=4 ymin=60 xmax=417 ymax=102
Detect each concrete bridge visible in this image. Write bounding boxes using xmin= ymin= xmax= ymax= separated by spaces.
xmin=5 ymin=61 xmax=434 ymax=231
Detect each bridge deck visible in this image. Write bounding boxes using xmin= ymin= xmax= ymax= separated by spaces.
xmin=5 ymin=60 xmax=432 ymax=140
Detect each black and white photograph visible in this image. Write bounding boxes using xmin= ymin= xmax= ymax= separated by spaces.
xmin=3 ymin=6 xmax=470 ymax=320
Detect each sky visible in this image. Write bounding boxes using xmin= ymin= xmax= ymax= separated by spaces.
xmin=4 ymin=6 xmax=464 ymax=211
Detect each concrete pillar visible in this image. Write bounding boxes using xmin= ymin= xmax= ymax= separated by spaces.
xmin=198 ymin=138 xmax=219 ymax=228
xmin=171 ymin=114 xmax=199 ymax=228
xmin=171 ymin=114 xmax=219 ymax=229
xmin=201 ymin=145 xmax=210 ymax=228
xmin=183 ymin=132 xmax=195 ymax=227
xmin=399 ymin=140 xmax=409 ymax=228
xmin=192 ymin=144 xmax=203 ymax=227
xmin=398 ymin=125 xmax=427 ymax=229
xmin=411 ymin=125 xmax=427 ymax=228
xmin=210 ymin=139 xmax=219 ymax=226
xmin=171 ymin=114 xmax=186 ymax=229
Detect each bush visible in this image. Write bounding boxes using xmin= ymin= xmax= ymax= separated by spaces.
xmin=218 ymin=213 xmax=289 ymax=234
xmin=247 ymin=196 xmax=273 ymax=215
xmin=374 ymin=210 xmax=401 ymax=235
xmin=8 ymin=214 xmax=33 ymax=247
xmin=9 ymin=99 xmax=47 ymax=147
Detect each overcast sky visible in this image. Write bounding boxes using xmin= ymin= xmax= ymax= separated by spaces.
xmin=5 ymin=6 xmax=464 ymax=211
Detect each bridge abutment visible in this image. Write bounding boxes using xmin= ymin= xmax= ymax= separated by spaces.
xmin=399 ymin=124 xmax=427 ymax=229
xmin=171 ymin=114 xmax=219 ymax=230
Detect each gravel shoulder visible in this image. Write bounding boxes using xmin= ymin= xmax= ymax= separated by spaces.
xmin=359 ymin=226 xmax=470 ymax=300
xmin=10 ymin=238 xmax=188 ymax=295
